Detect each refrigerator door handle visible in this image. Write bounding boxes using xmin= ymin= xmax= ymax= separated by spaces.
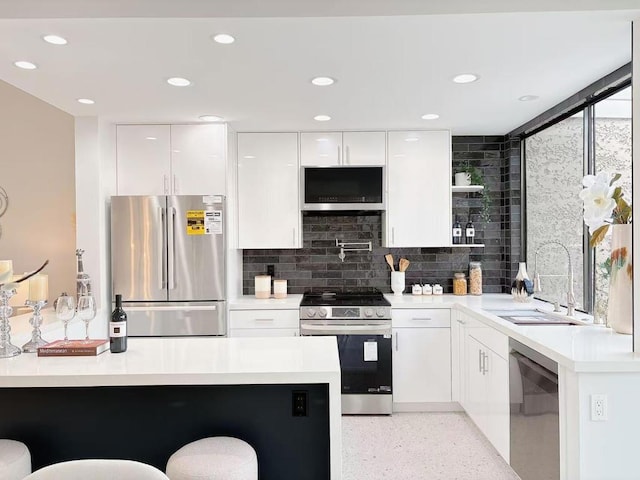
xmin=168 ymin=206 xmax=176 ymax=290
xmin=159 ymin=207 xmax=166 ymax=289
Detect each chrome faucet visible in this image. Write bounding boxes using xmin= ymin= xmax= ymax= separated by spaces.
xmin=532 ymin=241 xmax=575 ymax=317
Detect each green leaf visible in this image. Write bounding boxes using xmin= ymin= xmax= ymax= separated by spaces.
xmin=612 ymin=186 xmax=623 ymax=201
xmin=610 ymin=173 xmax=622 ymax=185
xmin=590 ymin=224 xmax=609 ymax=247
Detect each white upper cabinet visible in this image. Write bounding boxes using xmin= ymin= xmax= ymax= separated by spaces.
xmin=116 ymin=125 xmax=171 ymax=196
xmin=170 ymin=125 xmax=226 ymax=195
xmin=386 ymin=130 xmax=452 ymax=247
xmin=116 ymin=124 xmax=226 ymax=196
xmin=237 ymin=132 xmax=301 ymax=249
xmin=300 ymin=131 xmax=386 ymax=166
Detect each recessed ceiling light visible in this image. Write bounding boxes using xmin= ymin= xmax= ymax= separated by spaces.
xmin=146 ymin=137 xmax=157 ymax=141
xmin=316 ymin=138 xmax=329 ymax=142
xmin=404 ymin=137 xmax=419 ymax=142
xmin=319 ymin=154 xmax=329 ymax=157
xmin=173 ymin=150 xmax=181 ymax=153
xmin=14 ymin=61 xmax=37 ymax=70
xmin=311 ymin=77 xmax=335 ymax=86
xmin=212 ymin=34 xmax=235 ymax=44
xmin=393 ymin=154 xmax=406 ymax=158
xmin=421 ymin=113 xmax=440 ymax=120
xmin=314 ymin=115 xmax=331 ymax=122
xmin=243 ymin=155 xmax=256 ymax=159
xmin=518 ymin=95 xmax=540 ymax=102
xmin=167 ymin=77 xmax=191 ymax=87
xmin=43 ymin=34 xmax=67 ymax=45
xmin=452 ymin=73 xmax=479 ymax=84
xmin=77 ymin=98 xmax=95 ymax=105
xmin=199 ymin=115 xmax=223 ymax=122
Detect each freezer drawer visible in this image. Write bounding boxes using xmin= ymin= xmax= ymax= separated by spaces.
xmin=122 ymin=302 xmax=226 ymax=337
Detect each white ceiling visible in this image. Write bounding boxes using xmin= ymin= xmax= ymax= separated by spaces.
xmin=0 ymin=4 xmax=636 ymax=134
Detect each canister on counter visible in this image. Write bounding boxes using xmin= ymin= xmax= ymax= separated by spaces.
xmin=469 ymin=261 xmax=482 ymax=295
xmin=453 ymin=272 xmax=467 ymax=295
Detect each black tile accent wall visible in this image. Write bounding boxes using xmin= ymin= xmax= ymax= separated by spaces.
xmin=243 ymin=135 xmax=521 ymax=295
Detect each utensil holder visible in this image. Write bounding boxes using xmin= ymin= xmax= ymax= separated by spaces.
xmin=391 ymin=272 xmax=405 ymax=296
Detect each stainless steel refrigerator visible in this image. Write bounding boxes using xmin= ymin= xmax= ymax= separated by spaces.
xmin=110 ymin=195 xmax=226 ymax=336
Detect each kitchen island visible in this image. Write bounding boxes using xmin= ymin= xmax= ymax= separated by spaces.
xmin=0 ymin=336 xmax=342 ymax=479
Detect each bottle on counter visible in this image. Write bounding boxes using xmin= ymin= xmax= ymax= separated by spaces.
xmin=465 ymin=217 xmax=475 ymax=244
xmin=469 ymin=261 xmax=483 ymax=295
xmin=110 ymin=294 xmax=127 ymax=353
xmin=453 ymin=273 xmax=467 ymax=295
xmin=452 ymin=216 xmax=463 ymax=245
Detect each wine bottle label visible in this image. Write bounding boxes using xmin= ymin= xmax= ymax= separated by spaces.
xmin=110 ymin=321 xmax=127 ymax=338
xmin=466 ymin=228 xmax=475 ymax=237
xmin=453 ymin=228 xmax=462 ymax=237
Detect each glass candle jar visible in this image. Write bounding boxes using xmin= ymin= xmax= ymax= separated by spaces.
xmin=469 ymin=262 xmax=483 ymax=295
xmin=453 ymin=272 xmax=467 ymax=295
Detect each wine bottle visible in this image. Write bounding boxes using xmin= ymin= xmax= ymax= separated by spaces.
xmin=110 ymin=294 xmax=127 ymax=353
xmin=465 ymin=217 xmax=475 ymax=244
xmin=452 ymin=216 xmax=463 ymax=245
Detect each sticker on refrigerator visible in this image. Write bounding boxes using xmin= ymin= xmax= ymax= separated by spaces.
xmin=205 ymin=210 xmax=223 ymax=235
xmin=186 ymin=210 xmax=205 ymax=235
xmin=364 ymin=340 xmax=378 ymax=362
xmin=202 ymin=195 xmax=223 ymax=205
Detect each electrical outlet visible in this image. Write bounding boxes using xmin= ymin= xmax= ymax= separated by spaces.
xmin=292 ymin=390 xmax=308 ymax=417
xmin=591 ymin=394 xmax=608 ymax=421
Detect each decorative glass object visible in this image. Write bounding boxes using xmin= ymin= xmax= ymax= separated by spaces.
xmin=0 ymin=288 xmax=21 ymax=358
xmin=21 ymin=300 xmax=49 ymax=353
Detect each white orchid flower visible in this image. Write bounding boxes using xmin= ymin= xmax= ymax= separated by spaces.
xmin=579 ymin=176 xmax=616 ymax=223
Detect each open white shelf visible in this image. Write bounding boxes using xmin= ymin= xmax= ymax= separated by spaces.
xmin=449 ymin=244 xmax=485 ymax=248
xmin=451 ymin=185 xmax=484 ymax=193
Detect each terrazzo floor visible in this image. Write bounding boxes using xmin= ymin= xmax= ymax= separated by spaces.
xmin=342 ymin=412 xmax=521 ymax=480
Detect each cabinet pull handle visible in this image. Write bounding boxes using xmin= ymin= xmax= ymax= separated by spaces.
xmin=478 ymin=349 xmax=483 ymax=373
xmin=345 ymin=145 xmax=350 ymax=164
xmin=392 ymin=227 xmax=395 ymax=244
xmin=163 ymin=175 xmax=169 ymax=194
xmin=255 ymin=318 xmax=274 ymax=322
xmin=412 ymin=317 xmax=432 ymax=321
xmin=482 ymin=352 xmax=489 ymax=375
xmin=292 ymin=227 xmax=296 ymax=246
xmin=395 ymin=332 xmax=399 ymax=351
xmin=337 ymin=145 xmax=341 ymax=165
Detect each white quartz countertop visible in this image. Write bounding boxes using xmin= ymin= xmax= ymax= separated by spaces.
xmin=229 ymin=294 xmax=303 ymax=310
xmin=0 ymin=336 xmax=341 ymax=388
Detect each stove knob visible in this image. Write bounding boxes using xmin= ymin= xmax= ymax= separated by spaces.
xmin=376 ymin=308 xmax=387 ymax=318
xmin=306 ymin=309 xmax=316 ymax=318
xmin=364 ymin=308 xmax=374 ymax=317
xmin=318 ymin=308 xmax=328 ymax=318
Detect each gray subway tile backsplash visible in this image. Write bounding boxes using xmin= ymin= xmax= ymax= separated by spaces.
xmin=242 ymin=135 xmax=520 ymax=295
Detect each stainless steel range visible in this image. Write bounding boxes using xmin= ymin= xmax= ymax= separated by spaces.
xmin=300 ymin=289 xmax=392 ymax=415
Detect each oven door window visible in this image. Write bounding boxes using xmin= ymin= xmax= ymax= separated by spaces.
xmin=337 ymin=334 xmax=392 ymax=395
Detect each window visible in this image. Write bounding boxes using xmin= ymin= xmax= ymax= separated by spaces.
xmin=523 ymin=83 xmax=631 ymax=313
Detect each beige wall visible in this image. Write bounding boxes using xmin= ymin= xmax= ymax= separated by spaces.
xmin=0 ymin=79 xmax=76 ymax=304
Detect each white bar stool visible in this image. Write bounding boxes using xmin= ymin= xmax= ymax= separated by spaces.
xmin=0 ymin=439 xmax=31 ymax=480
xmin=166 ymin=437 xmax=258 ymax=480
xmin=24 ymin=459 xmax=170 ymax=479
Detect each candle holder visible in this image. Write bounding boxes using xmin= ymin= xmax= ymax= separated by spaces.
xmin=0 ymin=288 xmax=21 ymax=358
xmin=21 ymin=300 xmax=49 ymax=353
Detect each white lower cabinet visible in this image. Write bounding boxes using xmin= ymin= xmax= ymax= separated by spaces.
xmin=460 ymin=313 xmax=509 ymax=462
xmin=392 ymin=309 xmax=452 ymax=407
xmin=228 ymin=309 xmax=299 ymax=337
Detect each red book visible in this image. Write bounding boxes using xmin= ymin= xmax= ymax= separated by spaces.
xmin=37 ymin=339 xmax=109 ymax=357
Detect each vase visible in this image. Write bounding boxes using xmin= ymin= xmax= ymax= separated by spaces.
xmin=607 ymin=224 xmax=633 ymax=334
xmin=512 ymin=262 xmax=534 ymax=303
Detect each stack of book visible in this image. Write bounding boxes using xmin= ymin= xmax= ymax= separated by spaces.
xmin=37 ymin=339 xmax=109 ymax=357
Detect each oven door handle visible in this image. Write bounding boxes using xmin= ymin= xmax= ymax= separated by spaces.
xmin=300 ymin=324 xmax=391 ymax=336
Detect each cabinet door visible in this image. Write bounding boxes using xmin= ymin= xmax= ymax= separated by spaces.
xmin=485 ymin=351 xmax=509 ymax=461
xmin=393 ymin=327 xmax=452 ymax=403
xmin=170 ymin=125 xmax=226 ymax=195
xmin=300 ymin=132 xmax=342 ymax=166
xmin=342 ymin=131 xmax=386 ymax=165
xmin=237 ymin=133 xmax=301 ymax=248
xmin=465 ymin=334 xmax=487 ymax=431
xmin=386 ymin=130 xmax=451 ymax=247
xmin=116 ymin=125 xmax=171 ymax=195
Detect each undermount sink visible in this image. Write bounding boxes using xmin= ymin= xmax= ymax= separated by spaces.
xmin=484 ymin=308 xmax=588 ymax=326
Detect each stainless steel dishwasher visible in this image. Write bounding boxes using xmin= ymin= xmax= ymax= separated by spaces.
xmin=509 ymin=338 xmax=559 ymax=480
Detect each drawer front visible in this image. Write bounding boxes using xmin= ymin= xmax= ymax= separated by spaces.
xmin=230 ymin=309 xmax=299 ymax=329
xmin=392 ymin=309 xmax=450 ymax=328
xmin=469 ymin=327 xmax=508 ymax=359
